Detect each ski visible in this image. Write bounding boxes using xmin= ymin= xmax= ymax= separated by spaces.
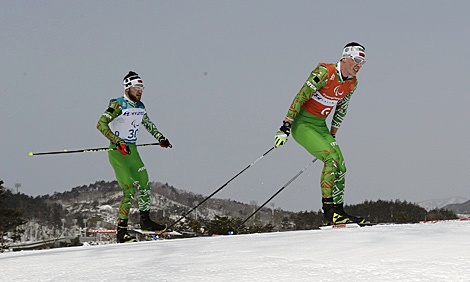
xmin=129 ymin=229 xmax=182 ymax=236
xmin=117 ymin=229 xmax=183 ymax=244
xmin=319 ymin=222 xmax=377 ymax=230
xmin=319 ymin=223 xmax=361 ymax=230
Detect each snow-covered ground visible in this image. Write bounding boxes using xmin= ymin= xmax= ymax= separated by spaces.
xmin=2 ymin=220 xmax=470 ymax=282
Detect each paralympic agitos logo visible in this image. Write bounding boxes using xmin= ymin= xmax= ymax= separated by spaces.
xmin=334 ymin=86 xmax=343 ymax=96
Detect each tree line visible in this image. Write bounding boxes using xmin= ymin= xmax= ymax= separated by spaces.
xmin=169 ymin=199 xmax=458 ymax=235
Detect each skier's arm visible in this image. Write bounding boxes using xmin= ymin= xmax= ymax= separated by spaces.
xmin=97 ymin=100 xmax=124 ymax=145
xmin=330 ymin=83 xmax=357 ymax=135
xmin=142 ymin=113 xmax=172 ymax=148
xmin=142 ymin=113 xmax=162 ymax=139
xmin=285 ymin=64 xmax=329 ymax=122
xmin=275 ymin=64 xmax=328 ymax=148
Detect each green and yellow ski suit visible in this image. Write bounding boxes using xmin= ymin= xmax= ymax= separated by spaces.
xmin=97 ymin=96 xmax=164 ymax=220
xmin=287 ymin=62 xmax=358 ymax=204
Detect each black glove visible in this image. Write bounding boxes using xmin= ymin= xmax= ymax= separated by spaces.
xmin=279 ymin=121 xmax=291 ymax=136
xmin=157 ymin=134 xmax=172 ymax=148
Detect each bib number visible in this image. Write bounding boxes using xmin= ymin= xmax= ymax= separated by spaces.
xmin=114 ymin=129 xmax=138 ymax=139
xmin=128 ymin=129 xmax=138 ymax=139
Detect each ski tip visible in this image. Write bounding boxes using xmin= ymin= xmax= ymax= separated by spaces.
xmin=319 ymin=223 xmax=361 ymax=230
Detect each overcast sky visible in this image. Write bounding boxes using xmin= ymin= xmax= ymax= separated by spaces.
xmin=2 ymin=1 xmax=469 ymax=212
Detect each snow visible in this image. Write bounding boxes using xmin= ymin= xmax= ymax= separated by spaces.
xmin=2 ymin=221 xmax=470 ymax=282
xmin=98 ymin=205 xmax=114 ymax=211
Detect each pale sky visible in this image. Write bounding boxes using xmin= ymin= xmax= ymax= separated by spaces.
xmin=2 ymin=1 xmax=469 ymax=212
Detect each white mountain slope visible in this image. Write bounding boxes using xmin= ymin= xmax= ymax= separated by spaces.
xmin=2 ymin=220 xmax=470 ymax=282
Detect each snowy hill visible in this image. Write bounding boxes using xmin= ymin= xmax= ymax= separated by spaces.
xmin=417 ymin=196 xmax=468 ymax=211
xmin=13 ymin=180 xmax=287 ymax=244
xmin=442 ymin=200 xmax=470 ymax=214
xmin=2 ymin=220 xmax=470 ymax=281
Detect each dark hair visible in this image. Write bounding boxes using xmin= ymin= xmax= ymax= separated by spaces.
xmin=344 ymin=42 xmax=365 ymax=50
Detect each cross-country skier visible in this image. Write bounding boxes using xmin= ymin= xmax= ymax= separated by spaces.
xmin=97 ymin=71 xmax=172 ymax=243
xmin=274 ymin=42 xmax=366 ymax=226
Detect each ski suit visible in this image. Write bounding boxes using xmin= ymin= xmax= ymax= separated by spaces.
xmin=287 ymin=62 xmax=357 ymax=204
xmin=97 ymin=96 xmax=163 ymax=220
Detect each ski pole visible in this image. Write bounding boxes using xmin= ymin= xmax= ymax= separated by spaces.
xmin=237 ymin=158 xmax=318 ymax=231
xmin=167 ymin=146 xmax=275 ymax=230
xmin=28 ymin=142 xmax=161 ymax=156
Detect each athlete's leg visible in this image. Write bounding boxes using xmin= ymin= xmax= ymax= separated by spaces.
xmin=109 ymin=149 xmax=136 ymax=220
xmin=330 ymin=143 xmax=346 ymax=204
xmin=127 ymin=146 xmax=151 ymax=212
xmin=127 ymin=147 xmax=166 ymax=231
xmin=291 ymin=110 xmax=346 ymax=204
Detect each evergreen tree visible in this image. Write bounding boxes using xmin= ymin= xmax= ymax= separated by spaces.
xmin=290 ymin=210 xmax=322 ymax=230
xmin=0 ymin=180 xmax=27 ymax=252
xmin=206 ymin=215 xmax=242 ymax=235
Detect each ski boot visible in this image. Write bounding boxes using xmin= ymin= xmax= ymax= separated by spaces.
xmin=333 ymin=203 xmax=366 ymax=224
xmin=322 ymin=198 xmax=365 ymax=225
xmin=117 ymin=218 xmax=137 ymax=243
xmin=139 ymin=210 xmax=167 ymax=232
xmin=321 ymin=198 xmax=338 ymax=226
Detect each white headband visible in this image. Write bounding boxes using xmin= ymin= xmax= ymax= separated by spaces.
xmin=123 ymin=75 xmax=144 ymax=89
xmin=342 ymin=46 xmax=366 ymax=59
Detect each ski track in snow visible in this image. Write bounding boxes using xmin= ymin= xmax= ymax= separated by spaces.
xmin=2 ymin=221 xmax=470 ymax=282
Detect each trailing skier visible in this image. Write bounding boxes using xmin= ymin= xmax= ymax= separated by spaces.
xmin=97 ymin=71 xmax=172 ymax=243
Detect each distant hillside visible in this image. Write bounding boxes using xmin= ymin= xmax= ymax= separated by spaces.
xmin=6 ymin=180 xmax=293 ymax=243
xmin=442 ymin=200 xmax=470 ymax=214
xmin=418 ymin=197 xmax=468 ymax=211
xmin=44 ymin=180 xmax=293 ymax=228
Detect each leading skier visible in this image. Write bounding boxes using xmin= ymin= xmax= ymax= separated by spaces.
xmin=274 ymin=42 xmax=367 ymax=226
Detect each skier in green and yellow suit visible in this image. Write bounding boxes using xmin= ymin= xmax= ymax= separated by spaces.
xmin=97 ymin=71 xmax=172 ymax=243
xmin=274 ymin=42 xmax=367 ymax=226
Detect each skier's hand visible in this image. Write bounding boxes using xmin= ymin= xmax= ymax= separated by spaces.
xmin=117 ymin=142 xmax=131 ymax=155
xmin=274 ymin=121 xmax=291 ymax=148
xmin=330 ymin=126 xmax=338 ymax=139
xmin=157 ymin=134 xmax=172 ymax=148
